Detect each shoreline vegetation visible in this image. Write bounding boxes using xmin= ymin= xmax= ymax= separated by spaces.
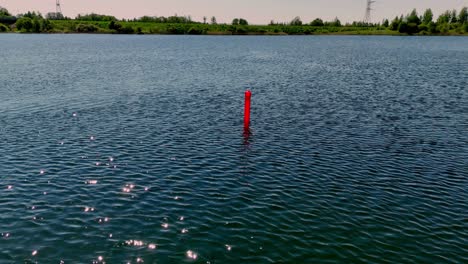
xmin=1 ymin=6 xmax=467 ymax=36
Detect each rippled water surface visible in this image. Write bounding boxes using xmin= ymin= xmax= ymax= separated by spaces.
xmin=1 ymin=35 xmax=467 ymax=263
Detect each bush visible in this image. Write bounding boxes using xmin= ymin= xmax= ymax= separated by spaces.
xmin=16 ymin=17 xmax=33 ymax=32
xmin=108 ymin=20 xmax=121 ymax=31
xmin=119 ymin=25 xmax=134 ymax=34
xmin=0 ymin=16 xmax=16 ymax=25
xmin=187 ymin=27 xmax=202 ymax=34
xmin=427 ymin=21 xmax=437 ymax=33
xmin=32 ymin=18 xmax=41 ymax=33
xmin=76 ymin=23 xmax=98 ymax=33
xmin=41 ymin=19 xmax=52 ymax=32
xmin=166 ymin=25 xmax=184 ymax=34
xmin=0 ymin=23 xmax=8 ymax=32
xmin=418 ymin=24 xmax=428 ymax=32
xmin=407 ymin=23 xmax=420 ymax=34
xmin=235 ymin=26 xmax=247 ymax=34
xmin=310 ymin=18 xmax=324 ymax=27
xmin=437 ymin=23 xmax=450 ymax=34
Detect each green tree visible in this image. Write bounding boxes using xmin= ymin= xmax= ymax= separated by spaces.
xmin=427 ymin=21 xmax=437 ymax=33
xmin=41 ymin=19 xmax=52 ymax=32
xmin=407 ymin=9 xmax=421 ymax=25
xmin=211 ymin=16 xmax=217 ymax=24
xmin=437 ymin=11 xmax=451 ymax=24
xmin=239 ymin=18 xmax=248 ymax=25
xmin=232 ymin=18 xmax=239 ymax=25
xmin=0 ymin=6 xmax=16 ymax=25
xmin=109 ymin=21 xmax=125 ymax=32
xmin=16 ymin=17 xmax=33 ymax=32
xmin=76 ymin=24 xmax=98 ymax=33
xmin=450 ymin=9 xmax=458 ymax=23
xmin=398 ymin=21 xmax=408 ymax=33
xmin=22 ymin=11 xmax=43 ymax=19
xmin=382 ymin=19 xmax=389 ymax=28
xmin=290 ymin=16 xmax=302 ymax=26
xmin=422 ymin=9 xmax=433 ymax=24
xmin=310 ymin=18 xmax=324 ymax=26
xmin=32 ymin=18 xmax=41 ymax=33
xmin=329 ymin=17 xmax=341 ymax=27
xmin=0 ymin=6 xmax=11 ymax=16
xmin=459 ymin=7 xmax=467 ymax=23
xmin=390 ymin=16 xmax=400 ymax=30
xmin=459 ymin=7 xmax=468 ymax=24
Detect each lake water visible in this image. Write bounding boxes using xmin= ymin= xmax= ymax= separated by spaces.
xmin=0 ymin=34 xmax=467 ymax=263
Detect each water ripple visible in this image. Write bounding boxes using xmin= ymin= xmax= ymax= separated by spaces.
xmin=0 ymin=35 xmax=467 ymax=263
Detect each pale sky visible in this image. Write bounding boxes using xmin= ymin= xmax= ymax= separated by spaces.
xmin=1 ymin=0 xmax=468 ymax=24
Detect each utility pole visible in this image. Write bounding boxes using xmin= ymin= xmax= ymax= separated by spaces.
xmin=364 ymin=0 xmax=375 ymax=24
xmin=56 ymin=0 xmax=62 ymax=15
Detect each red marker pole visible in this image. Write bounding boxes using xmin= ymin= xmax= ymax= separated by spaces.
xmin=244 ymin=90 xmax=251 ymax=129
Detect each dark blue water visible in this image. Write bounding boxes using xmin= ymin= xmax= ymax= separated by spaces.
xmin=0 ymin=35 xmax=467 ymax=263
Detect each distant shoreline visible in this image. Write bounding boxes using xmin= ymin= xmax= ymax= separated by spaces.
xmin=1 ymin=31 xmax=467 ymax=37
xmin=1 ymin=6 xmax=467 ymax=36
xmin=1 ymin=21 xmax=467 ymax=36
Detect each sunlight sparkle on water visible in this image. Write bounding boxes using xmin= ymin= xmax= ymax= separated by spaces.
xmin=148 ymin=243 xmax=156 ymax=249
xmin=186 ymin=250 xmax=197 ymax=260
xmin=123 ymin=184 xmax=135 ymax=193
xmin=84 ymin=207 xmax=95 ymax=212
xmin=98 ymin=217 xmax=110 ymax=223
xmin=126 ymin=240 xmax=144 ymax=246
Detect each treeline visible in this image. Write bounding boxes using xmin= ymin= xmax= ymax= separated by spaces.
xmin=387 ymin=8 xmax=468 ymax=34
xmin=0 ymin=11 xmax=52 ymax=33
xmin=0 ymin=5 xmax=467 ymax=35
